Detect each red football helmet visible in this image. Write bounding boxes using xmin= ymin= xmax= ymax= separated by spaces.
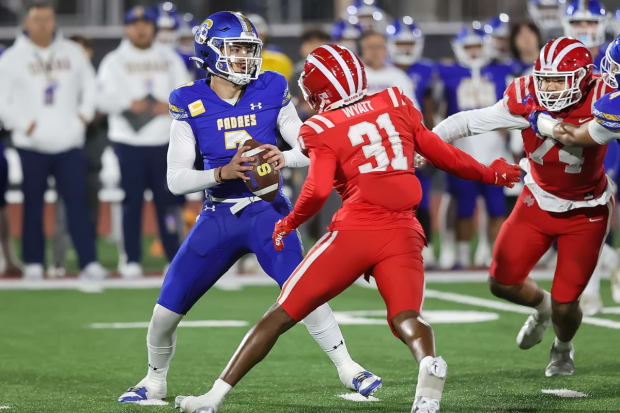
xmin=298 ymin=44 xmax=367 ymax=113
xmin=533 ymin=37 xmax=593 ymax=112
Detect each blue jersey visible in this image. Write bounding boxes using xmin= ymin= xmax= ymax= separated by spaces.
xmin=169 ymin=70 xmax=291 ymax=200
xmin=437 ymin=62 xmax=513 ymax=116
xmin=406 ymin=59 xmax=435 ymax=109
xmin=593 ymin=90 xmax=620 ymax=131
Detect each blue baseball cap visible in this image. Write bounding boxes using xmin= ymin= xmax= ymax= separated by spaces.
xmin=124 ymin=6 xmax=156 ymax=25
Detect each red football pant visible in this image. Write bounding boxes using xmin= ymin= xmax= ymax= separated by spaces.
xmin=491 ymin=187 xmax=613 ymax=303
xmin=278 ymin=228 xmax=425 ymax=337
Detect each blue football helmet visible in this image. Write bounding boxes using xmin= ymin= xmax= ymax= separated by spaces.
xmin=528 ymin=0 xmax=566 ymax=31
xmin=484 ymin=13 xmax=511 ymax=61
xmin=191 ymin=11 xmax=263 ymax=85
xmin=386 ymin=16 xmax=424 ymax=66
xmin=601 ymin=36 xmax=620 ymax=88
xmin=452 ymin=22 xmax=491 ymax=68
xmin=332 ymin=19 xmax=362 ymax=54
xmin=563 ymin=0 xmax=608 ymax=48
xmin=345 ymin=0 xmax=387 ymax=33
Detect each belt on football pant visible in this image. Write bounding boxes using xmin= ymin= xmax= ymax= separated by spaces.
xmin=206 ymin=195 xmax=262 ymax=214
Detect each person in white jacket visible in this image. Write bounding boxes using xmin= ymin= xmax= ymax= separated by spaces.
xmin=97 ymin=6 xmax=190 ymax=279
xmin=0 ymin=2 xmax=107 ymax=280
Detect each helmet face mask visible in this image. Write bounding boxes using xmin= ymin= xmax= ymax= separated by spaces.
xmin=533 ymin=37 xmax=593 ymax=112
xmin=452 ymin=25 xmax=491 ymax=69
xmin=192 ymin=12 xmax=263 ymax=85
xmin=601 ymin=39 xmax=620 ymax=89
xmin=386 ymin=17 xmax=424 ymax=67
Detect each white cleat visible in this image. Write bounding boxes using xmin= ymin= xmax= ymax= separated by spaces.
xmin=545 ymin=342 xmax=574 ymax=377
xmin=79 ymin=262 xmax=108 ymax=280
xmin=412 ymin=396 xmax=440 ymax=413
xmin=338 ymin=363 xmax=382 ymax=397
xmin=118 ymin=377 xmax=166 ymax=403
xmin=23 ymin=263 xmax=44 ymax=280
xmin=579 ymin=292 xmax=603 ymax=316
xmin=473 ymin=243 xmax=492 ymax=267
xmin=516 ymin=311 xmax=551 ymax=350
xmin=120 ymin=262 xmax=143 ymax=279
xmin=175 ymin=392 xmax=221 ymax=413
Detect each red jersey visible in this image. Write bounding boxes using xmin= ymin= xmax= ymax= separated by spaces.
xmin=504 ymin=75 xmax=612 ymax=201
xmin=287 ymin=87 xmax=497 ymax=233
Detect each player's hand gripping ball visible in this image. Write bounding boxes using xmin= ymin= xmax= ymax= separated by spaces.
xmin=241 ymin=139 xmax=281 ymax=202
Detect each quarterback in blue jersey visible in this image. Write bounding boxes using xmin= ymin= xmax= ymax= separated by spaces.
xmin=118 ymin=11 xmax=381 ymax=405
xmin=529 ymin=36 xmax=620 ymax=309
xmin=436 ymin=24 xmax=513 ymax=268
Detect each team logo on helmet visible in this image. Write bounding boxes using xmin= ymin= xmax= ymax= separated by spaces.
xmin=195 ymin=18 xmax=213 ymax=44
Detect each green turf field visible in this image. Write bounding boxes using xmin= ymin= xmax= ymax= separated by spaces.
xmin=1 ymin=280 xmax=620 ymax=412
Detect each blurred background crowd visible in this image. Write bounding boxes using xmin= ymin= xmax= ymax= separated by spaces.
xmin=0 ymin=0 xmax=619 ymax=282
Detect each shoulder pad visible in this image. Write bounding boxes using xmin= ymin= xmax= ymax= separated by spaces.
xmin=593 ymin=91 xmax=620 ymax=131
xmin=168 ymin=83 xmax=196 ymax=120
xmin=502 ymin=76 xmax=533 ymax=116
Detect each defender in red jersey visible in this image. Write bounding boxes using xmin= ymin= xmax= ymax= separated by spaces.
xmin=433 ymin=37 xmax=615 ymax=377
xmin=176 ymin=44 xmax=520 ymax=413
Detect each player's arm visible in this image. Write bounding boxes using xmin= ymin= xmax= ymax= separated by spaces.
xmin=273 ymin=143 xmax=336 ymax=251
xmin=166 ymin=120 xmax=254 ymax=195
xmin=77 ymin=47 xmax=97 ymax=124
xmin=96 ymin=55 xmax=132 ymax=115
xmin=415 ymin=122 xmax=520 ymax=187
xmin=432 ymin=100 xmax=529 ymax=143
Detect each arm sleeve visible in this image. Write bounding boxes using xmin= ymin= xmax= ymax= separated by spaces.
xmin=286 ymin=145 xmax=337 ymax=228
xmin=77 ymin=49 xmax=97 ymax=122
xmin=170 ymin=52 xmax=191 ymax=88
xmin=96 ymin=54 xmax=132 ymax=115
xmin=432 ymin=100 xmax=529 ymax=143
xmin=166 ymin=119 xmax=217 ymax=195
xmin=277 ymin=100 xmax=310 ymax=168
xmin=415 ymin=122 xmax=494 ymax=183
xmin=589 ymin=120 xmax=620 ymax=145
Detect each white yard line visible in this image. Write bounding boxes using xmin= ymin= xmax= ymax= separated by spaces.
xmin=426 ymin=289 xmax=620 ymax=330
xmin=541 ymin=389 xmax=588 ymax=398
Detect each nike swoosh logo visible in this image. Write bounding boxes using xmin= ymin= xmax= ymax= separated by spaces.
xmin=578 ymin=117 xmax=591 ymax=124
xmin=589 ymin=217 xmax=604 ymax=222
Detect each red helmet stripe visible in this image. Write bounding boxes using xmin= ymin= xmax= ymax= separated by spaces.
xmin=320 ymin=45 xmax=355 ymax=95
xmin=306 ymin=54 xmax=348 ymax=99
xmin=342 ymin=46 xmax=363 ymax=93
xmin=551 ymin=42 xmax=586 ymax=70
xmin=544 ymin=37 xmax=565 ymax=66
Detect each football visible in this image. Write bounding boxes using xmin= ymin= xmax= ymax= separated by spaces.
xmin=241 ymin=139 xmax=281 ymax=202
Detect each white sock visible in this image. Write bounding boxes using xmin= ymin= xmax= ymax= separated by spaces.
xmin=535 ymin=290 xmax=552 ymax=317
xmin=456 ymin=241 xmax=470 ymax=267
xmin=210 ymin=378 xmax=232 ymax=402
xmin=146 ymin=304 xmax=183 ymax=383
xmin=554 ymin=337 xmax=572 ymax=351
xmin=303 ymin=303 xmax=353 ymax=369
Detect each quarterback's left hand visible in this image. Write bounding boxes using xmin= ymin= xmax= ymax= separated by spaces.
xmin=261 ymin=144 xmax=285 ymax=170
xmin=273 ymin=217 xmax=296 ymax=251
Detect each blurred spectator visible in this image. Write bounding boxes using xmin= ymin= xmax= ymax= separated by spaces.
xmin=48 ymin=34 xmax=111 ymax=279
xmin=292 ymin=28 xmax=331 ymax=120
xmin=96 ymin=6 xmax=190 ymax=278
xmin=247 ymin=14 xmax=294 ymax=81
xmin=0 ymin=1 xmax=107 ymax=280
xmin=360 ymin=31 xmax=416 ymax=104
xmin=331 ymin=19 xmax=362 ymax=54
xmin=509 ymin=20 xmax=542 ymax=75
